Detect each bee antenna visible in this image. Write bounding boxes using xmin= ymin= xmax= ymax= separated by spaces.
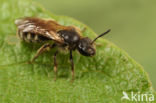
xmin=91 ymin=29 xmax=111 ymax=44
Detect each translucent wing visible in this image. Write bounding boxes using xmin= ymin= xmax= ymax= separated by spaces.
xmin=15 ymin=17 xmax=65 ymax=43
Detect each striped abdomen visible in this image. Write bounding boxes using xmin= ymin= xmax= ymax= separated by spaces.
xmin=17 ymin=30 xmax=51 ymax=43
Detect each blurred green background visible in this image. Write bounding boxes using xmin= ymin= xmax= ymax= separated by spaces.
xmin=35 ymin=0 xmax=156 ymax=89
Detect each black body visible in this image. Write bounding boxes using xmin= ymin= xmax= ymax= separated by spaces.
xmin=58 ymin=29 xmax=96 ymax=56
xmin=57 ymin=30 xmax=80 ymax=50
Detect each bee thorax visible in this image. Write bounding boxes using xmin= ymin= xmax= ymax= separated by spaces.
xmin=58 ymin=30 xmax=80 ymax=45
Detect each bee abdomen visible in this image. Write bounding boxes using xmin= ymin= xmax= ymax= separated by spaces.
xmin=18 ymin=30 xmax=51 ymax=43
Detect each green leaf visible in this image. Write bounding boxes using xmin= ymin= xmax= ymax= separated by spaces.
xmin=0 ymin=0 xmax=155 ymax=103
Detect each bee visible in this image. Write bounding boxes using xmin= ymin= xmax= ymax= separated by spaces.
xmin=15 ymin=17 xmax=110 ymax=81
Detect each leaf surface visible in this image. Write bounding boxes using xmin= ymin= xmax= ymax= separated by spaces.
xmin=0 ymin=0 xmax=155 ymax=103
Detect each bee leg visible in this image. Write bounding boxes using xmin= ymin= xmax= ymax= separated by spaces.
xmin=53 ymin=51 xmax=58 ymax=81
xmin=69 ymin=50 xmax=74 ymax=82
xmin=31 ymin=43 xmax=56 ymax=63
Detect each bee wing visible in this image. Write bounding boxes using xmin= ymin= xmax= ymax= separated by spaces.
xmin=15 ymin=17 xmax=65 ymax=43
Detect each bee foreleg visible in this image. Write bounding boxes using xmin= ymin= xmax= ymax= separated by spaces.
xmin=53 ymin=50 xmax=58 ymax=81
xmin=31 ymin=43 xmax=56 ymax=63
xmin=69 ymin=50 xmax=74 ymax=82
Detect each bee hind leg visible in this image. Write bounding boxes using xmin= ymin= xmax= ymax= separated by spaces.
xmin=69 ymin=50 xmax=74 ymax=82
xmin=53 ymin=50 xmax=58 ymax=81
xmin=30 ymin=43 xmax=56 ymax=63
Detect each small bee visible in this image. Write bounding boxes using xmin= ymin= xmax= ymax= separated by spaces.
xmin=15 ymin=17 xmax=110 ymax=81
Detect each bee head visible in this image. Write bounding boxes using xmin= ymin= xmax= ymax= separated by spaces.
xmin=77 ymin=37 xmax=95 ymax=56
xmin=77 ymin=29 xmax=111 ymax=56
